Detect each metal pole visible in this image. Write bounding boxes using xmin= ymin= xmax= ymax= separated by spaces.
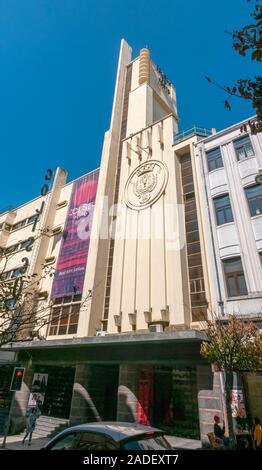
xmin=1 ymin=391 xmax=15 ymax=448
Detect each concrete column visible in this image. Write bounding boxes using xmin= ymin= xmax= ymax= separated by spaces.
xmin=69 ymin=364 xmax=101 ymax=425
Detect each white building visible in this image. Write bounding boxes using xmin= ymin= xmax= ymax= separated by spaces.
xmin=195 ymin=118 xmax=262 ymax=320
xmin=173 ymin=117 xmax=262 ymax=426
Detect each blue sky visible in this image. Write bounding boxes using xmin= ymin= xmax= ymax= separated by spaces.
xmin=0 ymin=0 xmax=259 ymax=209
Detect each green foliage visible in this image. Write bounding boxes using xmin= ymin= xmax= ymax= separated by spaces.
xmin=232 ymin=1 xmax=262 ymax=61
xmin=230 ymin=1 xmax=262 ymax=132
xmin=0 ymin=262 xmax=55 ymax=346
xmin=206 ymin=1 xmax=262 ymax=133
xmin=201 ymin=315 xmax=262 ymax=373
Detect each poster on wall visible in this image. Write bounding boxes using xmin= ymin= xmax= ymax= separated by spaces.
xmin=137 ymin=368 xmax=153 ymax=425
xmin=51 ymin=170 xmax=99 ymax=298
xmin=231 ymin=389 xmax=248 ymax=431
xmin=28 ymin=373 xmax=48 ymax=408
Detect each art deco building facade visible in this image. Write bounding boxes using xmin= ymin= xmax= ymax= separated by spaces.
xmin=0 ymin=40 xmax=261 ymax=443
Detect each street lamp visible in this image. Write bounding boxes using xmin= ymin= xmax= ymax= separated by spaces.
xmin=255 ymin=169 xmax=262 ymax=184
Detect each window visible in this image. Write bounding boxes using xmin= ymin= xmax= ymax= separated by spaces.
xmin=0 ymin=238 xmax=33 ymax=257
xmin=234 ymin=135 xmax=254 ymax=161
xmin=27 ymin=214 xmax=39 ymax=224
xmin=223 ymin=257 xmax=248 ymax=297
xmin=1 ymin=263 xmax=28 ymax=281
xmin=11 ymin=219 xmax=26 ymax=231
xmin=5 ymin=245 xmax=17 ymax=255
xmin=1 ymin=270 xmax=12 ymax=281
xmin=48 ymin=433 xmax=79 ymax=450
xmin=4 ymin=223 xmax=11 ymax=232
xmin=123 ymin=435 xmax=172 ymax=450
xmin=11 ymin=267 xmax=24 ymax=278
xmin=245 ymin=185 xmax=262 ymax=217
xmin=76 ymin=432 xmax=108 ymax=450
xmin=214 ymin=195 xmax=234 ymax=225
xmin=48 ymin=301 xmax=80 ymax=336
xmin=206 ymin=147 xmax=223 ymax=171
xmin=20 ymin=238 xmax=33 ymax=250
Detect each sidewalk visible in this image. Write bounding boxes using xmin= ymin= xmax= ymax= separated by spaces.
xmin=0 ymin=433 xmax=202 ymax=451
xmin=0 ymin=434 xmax=49 ymax=450
xmin=165 ymin=435 xmax=202 ymax=450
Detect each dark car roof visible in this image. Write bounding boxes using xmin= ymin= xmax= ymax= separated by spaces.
xmin=45 ymin=421 xmax=164 ymax=445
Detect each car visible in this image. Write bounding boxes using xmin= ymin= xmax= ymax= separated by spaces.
xmin=42 ymin=421 xmax=173 ymax=450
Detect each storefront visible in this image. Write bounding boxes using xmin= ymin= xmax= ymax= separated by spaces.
xmin=31 ymin=366 xmax=75 ymax=419
xmin=6 ymin=329 xmax=225 ymax=443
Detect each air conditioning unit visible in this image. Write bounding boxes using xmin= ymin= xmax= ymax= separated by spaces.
xmin=95 ymin=330 xmax=106 ymax=337
xmin=149 ymin=323 xmax=164 ymax=333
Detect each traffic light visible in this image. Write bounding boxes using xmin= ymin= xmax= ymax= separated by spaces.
xmin=10 ymin=367 xmax=25 ymax=391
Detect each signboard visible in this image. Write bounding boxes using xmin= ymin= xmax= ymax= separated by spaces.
xmin=231 ymin=389 xmax=248 ymax=431
xmin=28 ymin=373 xmax=48 ymax=407
xmin=51 ymin=170 xmax=99 ymax=298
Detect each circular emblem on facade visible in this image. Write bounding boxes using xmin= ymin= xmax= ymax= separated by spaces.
xmin=124 ymin=160 xmax=168 ymax=210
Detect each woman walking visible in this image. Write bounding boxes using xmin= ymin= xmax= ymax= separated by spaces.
xmin=22 ymin=406 xmax=40 ymax=446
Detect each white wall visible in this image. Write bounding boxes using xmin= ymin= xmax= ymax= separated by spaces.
xmin=196 ymin=120 xmax=262 ymax=318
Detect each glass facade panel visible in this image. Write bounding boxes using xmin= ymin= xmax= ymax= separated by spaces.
xmin=48 ymin=302 xmax=80 ymax=336
xmin=234 ymin=135 xmax=254 ymax=161
xmin=223 ymin=257 xmax=247 ymax=297
xmin=206 ymin=147 xmax=223 ymax=171
xmin=245 ymin=185 xmax=262 ymax=216
xmin=214 ymin=195 xmax=234 ymax=225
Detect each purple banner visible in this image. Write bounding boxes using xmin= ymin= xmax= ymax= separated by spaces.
xmin=51 ymin=169 xmax=99 ymax=298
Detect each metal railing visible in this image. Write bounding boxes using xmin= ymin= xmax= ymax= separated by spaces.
xmin=174 ymin=126 xmax=212 ymax=143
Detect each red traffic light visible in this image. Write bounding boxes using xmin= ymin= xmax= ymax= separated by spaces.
xmin=10 ymin=367 xmax=25 ymax=391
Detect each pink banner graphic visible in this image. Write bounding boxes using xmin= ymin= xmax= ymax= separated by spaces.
xmin=51 ymin=169 xmax=99 ymax=298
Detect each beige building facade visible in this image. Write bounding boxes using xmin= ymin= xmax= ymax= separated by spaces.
xmin=2 ymin=40 xmax=260 ymax=443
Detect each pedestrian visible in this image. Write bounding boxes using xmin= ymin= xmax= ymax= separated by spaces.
xmin=22 ymin=406 xmax=40 ymax=446
xmin=213 ymin=415 xmax=230 ymax=448
xmin=252 ymin=417 xmax=262 ymax=449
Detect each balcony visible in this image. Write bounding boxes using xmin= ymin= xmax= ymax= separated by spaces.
xmin=174 ymin=126 xmax=212 ymax=144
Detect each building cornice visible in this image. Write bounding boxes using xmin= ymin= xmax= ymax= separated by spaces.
xmin=195 ymin=115 xmax=257 ymax=146
xmin=3 ymin=329 xmax=207 ymax=351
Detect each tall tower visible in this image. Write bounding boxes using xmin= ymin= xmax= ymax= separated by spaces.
xmin=87 ymin=40 xmax=192 ymax=335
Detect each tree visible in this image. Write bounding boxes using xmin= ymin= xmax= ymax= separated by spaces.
xmin=201 ymin=316 xmax=262 ymax=447
xmin=0 ymin=237 xmax=92 ymax=347
xmin=0 ymin=231 xmax=50 ymax=346
xmin=0 ymin=262 xmax=55 ymax=347
xmin=206 ymin=0 xmax=262 ymax=133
